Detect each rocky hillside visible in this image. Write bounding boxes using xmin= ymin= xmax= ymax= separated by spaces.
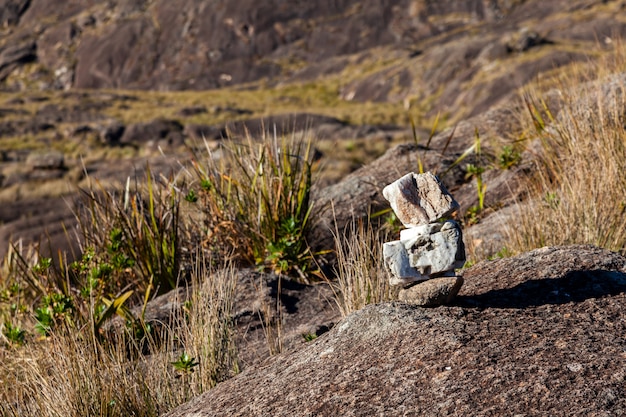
xmin=2 ymin=0 xmax=624 ymax=113
xmin=1 ymin=0 xmax=625 ymax=260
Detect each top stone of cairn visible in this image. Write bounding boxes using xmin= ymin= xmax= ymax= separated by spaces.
xmin=382 ymin=172 xmax=459 ymax=228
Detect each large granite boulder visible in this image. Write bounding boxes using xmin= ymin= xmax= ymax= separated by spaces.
xmin=165 ymin=245 xmax=626 ymax=416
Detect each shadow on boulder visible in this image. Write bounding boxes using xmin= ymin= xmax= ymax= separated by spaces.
xmin=458 ymin=244 xmax=626 ymax=309
xmin=457 ymin=269 xmax=626 ymax=309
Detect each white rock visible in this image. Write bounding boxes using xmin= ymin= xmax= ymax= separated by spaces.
xmin=383 ymin=240 xmax=429 ymax=287
xmin=382 ymin=172 xmax=459 ymax=227
xmin=404 ymin=220 xmax=466 ymax=276
xmin=384 ymin=220 xmax=466 ymax=287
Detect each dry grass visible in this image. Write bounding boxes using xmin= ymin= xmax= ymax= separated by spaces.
xmin=505 ymin=41 xmax=626 ymax=255
xmin=0 ymin=258 xmax=238 ymax=417
xmin=331 ymin=217 xmax=394 ymax=317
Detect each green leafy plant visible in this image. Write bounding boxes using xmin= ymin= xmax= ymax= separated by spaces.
xmin=172 ymin=352 xmax=199 ymax=377
xmin=498 ymin=145 xmax=522 ymax=169
xmin=192 ymin=130 xmax=315 ymax=278
xmin=302 ymin=332 xmax=317 ymax=342
xmin=184 ymin=189 xmax=198 ymax=203
xmin=31 ymin=257 xmax=51 ymax=275
xmin=34 ymin=292 xmax=74 ymax=336
xmin=465 ymin=205 xmax=481 ymax=226
xmin=2 ymin=321 xmax=26 ymax=346
xmin=76 ymin=167 xmax=181 ymax=296
xmin=0 ymin=166 xmax=181 ymax=344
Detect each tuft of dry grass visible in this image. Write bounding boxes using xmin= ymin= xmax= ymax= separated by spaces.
xmin=506 ymin=40 xmax=626 ymax=255
xmin=75 ymin=167 xmax=181 ymax=297
xmin=331 ymin=217 xmax=394 ymax=317
xmin=0 ymin=258 xmax=238 ymax=417
xmin=189 ymin=129 xmax=316 ymax=279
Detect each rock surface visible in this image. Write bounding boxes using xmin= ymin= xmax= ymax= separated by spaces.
xmin=105 ymin=268 xmax=339 ymax=369
xmin=165 ymin=245 xmax=626 ymax=416
xmin=1 ymin=0 xmax=620 ymax=119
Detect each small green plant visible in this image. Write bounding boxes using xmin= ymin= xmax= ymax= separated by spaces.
xmin=465 ymin=205 xmax=481 ymax=226
xmin=463 ymin=259 xmax=476 ymax=269
xmin=383 ymin=211 xmax=403 ymax=235
xmin=184 ymin=189 xmax=198 ymax=203
xmin=200 ymin=179 xmax=212 ymax=191
xmin=544 ymin=191 xmax=560 ymax=209
xmin=498 ymin=145 xmax=522 ymax=169
xmin=264 ymin=215 xmax=311 ymax=276
xmin=171 ymin=352 xmax=199 ymax=377
xmin=488 ymin=246 xmax=512 ymax=260
xmin=34 ymin=292 xmax=74 ymax=336
xmin=465 ymin=162 xmax=486 ymax=209
xmin=463 ymin=130 xmax=487 ymax=224
xmin=302 ymin=332 xmax=317 ymax=342
xmin=31 ymin=257 xmax=52 ymax=275
xmin=2 ymin=321 xmax=26 ymax=346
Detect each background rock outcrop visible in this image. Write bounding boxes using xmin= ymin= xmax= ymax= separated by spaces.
xmin=1 ymin=0 xmax=625 ymax=261
xmin=1 ymin=0 xmax=623 ymax=118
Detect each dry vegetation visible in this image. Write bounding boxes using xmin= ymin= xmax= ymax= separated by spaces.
xmin=0 ymin=258 xmax=238 ymax=416
xmin=504 ymin=42 xmax=626 ymax=256
xmin=331 ymin=217 xmax=394 ymax=317
xmin=2 ymin=39 xmax=626 ymax=417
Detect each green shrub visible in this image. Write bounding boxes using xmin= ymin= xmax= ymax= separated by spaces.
xmin=497 ymin=145 xmax=522 ymax=169
xmin=190 ymin=131 xmax=315 ymax=278
xmin=2 ymin=321 xmax=26 ymax=346
xmin=76 ymin=167 xmax=181 ymax=296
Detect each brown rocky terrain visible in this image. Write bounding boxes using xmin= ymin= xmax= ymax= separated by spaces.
xmin=165 ymin=245 xmax=626 ymax=416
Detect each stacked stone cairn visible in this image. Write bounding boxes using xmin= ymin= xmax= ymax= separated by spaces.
xmin=382 ymin=172 xmax=466 ymax=306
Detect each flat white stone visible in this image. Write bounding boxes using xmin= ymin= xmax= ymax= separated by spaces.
xmin=382 ymin=172 xmax=459 ymax=227
xmin=399 ymin=222 xmax=437 ymax=243
xmin=383 ymin=240 xmax=429 ymax=287
xmin=404 ymin=220 xmax=466 ymax=276
xmin=384 ymin=220 xmax=466 ymax=287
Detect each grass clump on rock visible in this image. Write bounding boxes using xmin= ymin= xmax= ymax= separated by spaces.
xmin=507 ymin=47 xmax=626 ymax=256
xmin=0 ymin=257 xmax=238 ymax=417
xmin=190 ymin=129 xmax=316 ymax=279
xmin=332 ymin=217 xmax=393 ymax=317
